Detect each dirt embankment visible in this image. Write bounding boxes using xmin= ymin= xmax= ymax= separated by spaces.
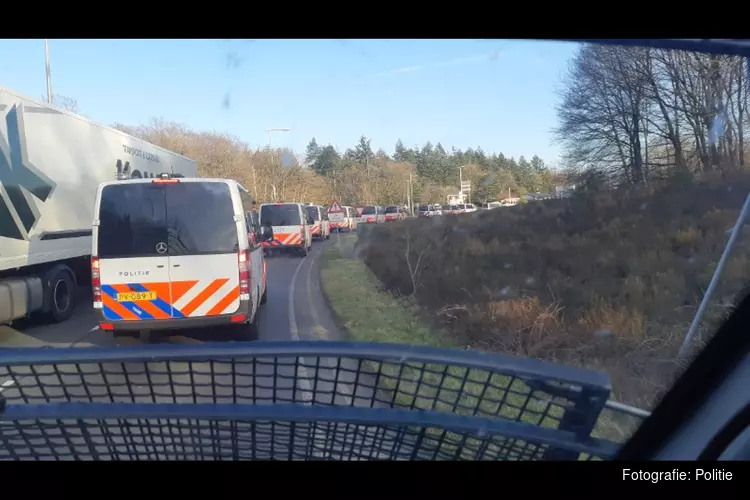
xmin=359 ymin=172 xmax=750 ymax=408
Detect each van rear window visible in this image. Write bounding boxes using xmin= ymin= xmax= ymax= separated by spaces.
xmin=361 ymin=206 xmax=376 ymax=215
xmin=305 ymin=206 xmax=320 ymax=221
xmin=384 ymin=206 xmax=399 ymax=214
xmin=260 ymin=204 xmax=301 ymax=226
xmin=97 ymin=182 xmax=238 ymax=258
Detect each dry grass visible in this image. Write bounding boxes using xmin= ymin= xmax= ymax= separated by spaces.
xmin=359 ymin=171 xmax=750 ymax=410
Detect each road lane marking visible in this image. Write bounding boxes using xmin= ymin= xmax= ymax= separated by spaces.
xmin=0 ymin=379 xmax=16 ymax=393
xmin=288 ymin=253 xmax=315 ymax=398
xmin=289 ymin=250 xmax=335 ymax=458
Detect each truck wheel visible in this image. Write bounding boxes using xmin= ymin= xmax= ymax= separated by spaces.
xmin=43 ymin=266 xmax=76 ymax=323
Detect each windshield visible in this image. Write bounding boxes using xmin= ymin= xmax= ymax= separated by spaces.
xmin=7 ymin=39 xmax=747 ymax=463
xmin=260 ymin=204 xmax=301 ymax=226
xmin=305 ymin=206 xmax=320 ymax=221
xmin=97 ymin=182 xmax=238 ymax=257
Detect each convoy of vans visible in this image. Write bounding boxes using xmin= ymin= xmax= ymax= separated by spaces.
xmin=0 ymin=83 xmax=480 ymax=337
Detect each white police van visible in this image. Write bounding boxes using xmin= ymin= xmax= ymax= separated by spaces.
xmin=91 ymin=174 xmax=271 ymax=341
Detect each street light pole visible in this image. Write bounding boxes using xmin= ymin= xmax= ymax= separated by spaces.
xmin=265 ymin=128 xmax=291 ymax=202
xmin=266 ymin=127 xmax=291 ymax=147
xmin=44 ymin=39 xmax=52 ymax=104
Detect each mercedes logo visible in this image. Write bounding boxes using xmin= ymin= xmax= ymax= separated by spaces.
xmin=155 ymin=242 xmax=167 ymax=254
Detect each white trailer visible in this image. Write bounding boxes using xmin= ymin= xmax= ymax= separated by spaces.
xmin=0 ymin=87 xmax=197 ymax=324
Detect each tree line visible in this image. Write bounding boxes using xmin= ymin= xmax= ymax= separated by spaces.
xmin=305 ymin=136 xmax=563 ymax=206
xmin=556 ymin=43 xmax=750 ymax=188
xmin=106 ymin=118 xmax=561 ymax=207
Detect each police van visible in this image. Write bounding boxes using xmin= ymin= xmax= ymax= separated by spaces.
xmin=91 ymin=174 xmax=271 ymax=340
xmin=259 ymin=202 xmax=313 ymax=257
xmin=305 ymin=204 xmax=331 ymax=240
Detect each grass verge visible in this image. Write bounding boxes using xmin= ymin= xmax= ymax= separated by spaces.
xmin=319 ymin=237 xmax=622 ymax=460
xmin=320 ymin=238 xmax=455 ymax=348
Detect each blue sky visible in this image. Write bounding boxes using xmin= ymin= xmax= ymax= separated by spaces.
xmin=0 ymin=39 xmax=578 ymax=164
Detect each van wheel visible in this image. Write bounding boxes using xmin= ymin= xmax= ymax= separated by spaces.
xmin=260 ymin=286 xmax=268 ymax=305
xmin=43 ymin=266 xmax=77 ymax=323
xmin=114 ymin=331 xmax=140 ymax=346
xmin=247 ymin=307 xmax=261 ymax=340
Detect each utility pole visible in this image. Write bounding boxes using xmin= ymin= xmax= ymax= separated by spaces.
xmin=44 ymin=39 xmax=52 ymax=104
xmin=406 ymin=172 xmax=411 ymax=214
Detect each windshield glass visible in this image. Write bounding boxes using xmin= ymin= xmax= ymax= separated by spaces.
xmin=260 ymin=204 xmax=301 ymax=226
xmin=9 ymin=39 xmax=747 ymax=462
xmin=305 ymin=206 xmax=320 ymax=221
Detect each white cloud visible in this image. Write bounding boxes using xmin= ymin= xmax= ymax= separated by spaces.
xmin=376 ymin=51 xmax=502 ymax=77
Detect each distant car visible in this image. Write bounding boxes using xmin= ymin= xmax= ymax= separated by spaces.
xmin=260 ymin=202 xmax=313 ymax=257
xmin=359 ymin=205 xmax=385 ymax=224
xmin=384 ymin=205 xmax=406 ymax=222
xmin=344 ymin=206 xmax=359 ymax=231
xmin=305 ymin=205 xmax=331 ymax=240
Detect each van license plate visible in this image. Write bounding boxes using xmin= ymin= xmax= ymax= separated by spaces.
xmin=116 ymin=291 xmax=157 ymax=302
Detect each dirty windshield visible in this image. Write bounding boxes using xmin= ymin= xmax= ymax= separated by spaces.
xmin=1 ymin=39 xmax=746 ymax=462
xmin=260 ymin=204 xmax=300 ymax=226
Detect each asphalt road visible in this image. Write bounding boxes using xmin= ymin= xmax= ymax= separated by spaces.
xmin=1 ymin=239 xmax=342 ymax=348
xmin=0 ymin=237 xmax=416 ymax=460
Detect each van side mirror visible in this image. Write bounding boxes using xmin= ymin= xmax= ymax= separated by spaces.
xmin=260 ymin=225 xmax=274 ymax=241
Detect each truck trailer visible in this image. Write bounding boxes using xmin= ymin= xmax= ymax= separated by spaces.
xmin=0 ymin=87 xmax=197 ymax=325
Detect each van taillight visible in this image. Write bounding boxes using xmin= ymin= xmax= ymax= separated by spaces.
xmin=91 ymin=257 xmax=101 ymax=302
xmin=238 ymin=250 xmax=251 ymax=295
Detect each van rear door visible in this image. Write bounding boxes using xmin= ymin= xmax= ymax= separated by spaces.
xmin=260 ymin=203 xmax=304 ymax=248
xmin=96 ymin=183 xmax=173 ymax=321
xmin=164 ymin=181 xmax=241 ymax=318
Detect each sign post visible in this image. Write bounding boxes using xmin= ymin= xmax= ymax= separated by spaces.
xmin=328 ymin=199 xmax=345 ymax=245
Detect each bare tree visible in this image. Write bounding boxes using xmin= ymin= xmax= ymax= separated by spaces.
xmin=556 ymin=43 xmax=750 ymax=187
